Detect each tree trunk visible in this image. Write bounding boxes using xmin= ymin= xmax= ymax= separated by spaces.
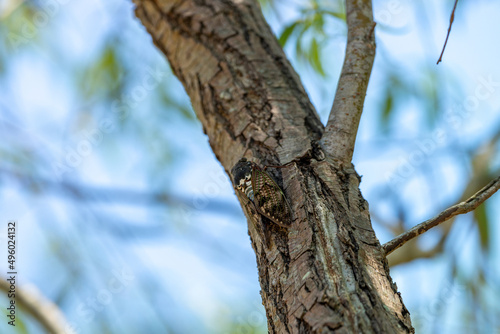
xmin=133 ymin=0 xmax=414 ymax=332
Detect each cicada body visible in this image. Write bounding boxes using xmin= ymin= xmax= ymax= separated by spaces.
xmin=231 ymin=158 xmax=292 ymax=228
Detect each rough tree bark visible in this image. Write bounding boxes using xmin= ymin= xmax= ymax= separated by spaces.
xmin=133 ymin=0 xmax=413 ymax=332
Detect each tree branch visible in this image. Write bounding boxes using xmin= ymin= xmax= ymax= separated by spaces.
xmin=387 ymin=234 xmax=447 ymax=267
xmin=383 ymin=175 xmax=500 ymax=255
xmin=321 ymin=0 xmax=376 ymax=163
xmin=437 ymin=0 xmax=459 ymax=65
xmin=0 ymin=279 xmax=70 ymax=334
xmin=0 ymin=168 xmax=242 ymax=216
xmin=133 ymin=0 xmax=323 ymax=168
xmin=134 ymin=1 xmax=414 ymax=332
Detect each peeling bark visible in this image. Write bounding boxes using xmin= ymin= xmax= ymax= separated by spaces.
xmin=133 ymin=0 xmax=413 ymax=332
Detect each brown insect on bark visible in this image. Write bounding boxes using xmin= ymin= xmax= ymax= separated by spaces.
xmin=231 ymin=158 xmax=292 ymax=228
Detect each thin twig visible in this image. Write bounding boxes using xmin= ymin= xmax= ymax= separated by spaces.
xmin=383 ymin=175 xmax=500 ymax=255
xmin=437 ymin=0 xmax=459 ymax=65
xmin=387 ymin=233 xmax=447 ymax=267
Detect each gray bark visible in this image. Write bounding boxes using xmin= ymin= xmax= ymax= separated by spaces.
xmin=133 ymin=0 xmax=413 ymax=332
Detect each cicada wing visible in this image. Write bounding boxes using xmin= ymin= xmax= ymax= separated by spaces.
xmin=234 ymin=187 xmax=260 ymax=223
xmin=252 ymin=166 xmax=292 ymax=228
xmin=234 ymin=186 xmax=272 ymax=247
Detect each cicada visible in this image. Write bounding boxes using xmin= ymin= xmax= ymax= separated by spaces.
xmin=231 ymin=158 xmax=292 ymax=228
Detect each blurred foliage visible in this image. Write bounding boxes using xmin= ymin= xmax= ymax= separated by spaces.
xmin=378 ymin=67 xmax=448 ymax=133
xmin=0 ymin=0 xmax=499 ymax=333
xmin=277 ymin=0 xmax=345 ymax=77
xmin=14 ymin=307 xmax=31 ymax=334
xmin=78 ymin=45 xmax=124 ymax=101
xmin=0 ymin=298 xmax=31 ymax=334
xmin=1 ymin=4 xmax=41 ymax=51
xmin=474 ymin=202 xmax=489 ymax=251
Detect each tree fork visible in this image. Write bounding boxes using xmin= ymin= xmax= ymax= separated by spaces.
xmin=133 ymin=0 xmax=413 ymax=332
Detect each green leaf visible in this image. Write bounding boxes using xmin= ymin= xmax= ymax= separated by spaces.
xmin=79 ymin=45 xmax=123 ymax=100
xmin=279 ymin=21 xmax=300 ymax=47
xmin=310 ymin=38 xmax=325 ymax=76
xmin=321 ymin=10 xmax=346 ymax=21
xmin=295 ymin=24 xmax=309 ymax=60
xmin=178 ymin=106 xmax=196 ymax=121
xmin=159 ymin=89 xmax=196 ymax=121
xmin=474 ymin=203 xmax=490 ymax=250
xmin=16 ymin=312 xmax=28 ymax=334
xmin=312 ymin=13 xmax=325 ymax=31
xmin=380 ymin=89 xmax=394 ymax=133
xmin=419 ymin=71 xmax=440 ymax=127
